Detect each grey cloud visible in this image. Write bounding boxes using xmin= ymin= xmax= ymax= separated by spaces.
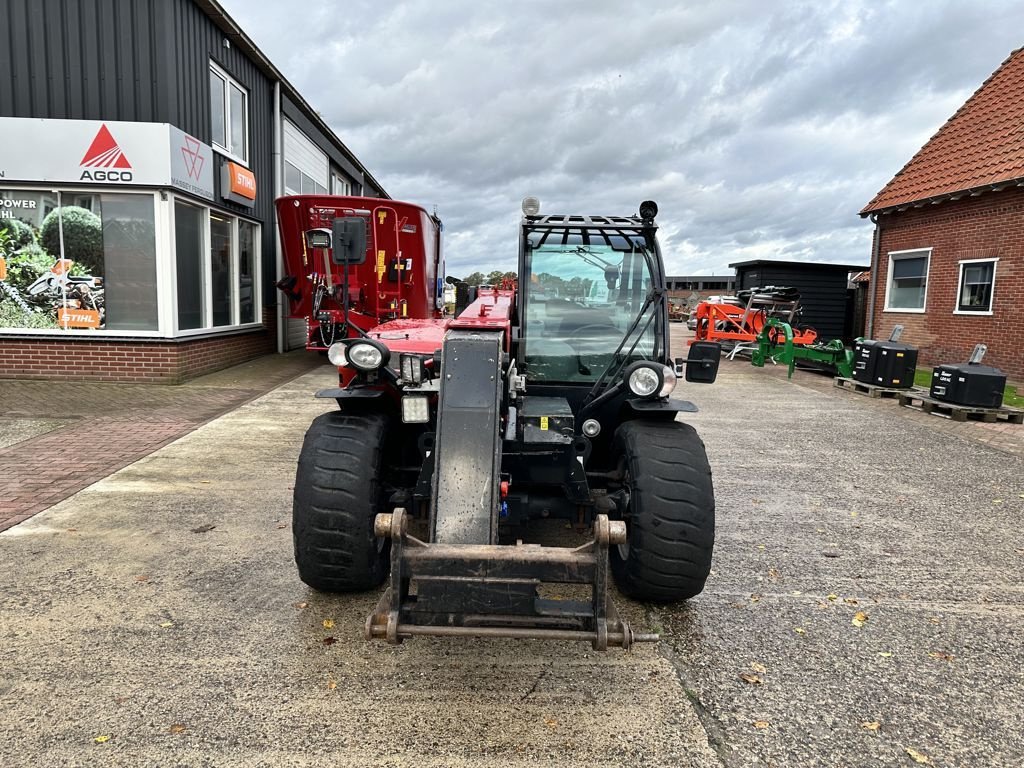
xmin=224 ymin=0 xmax=1024 ymax=276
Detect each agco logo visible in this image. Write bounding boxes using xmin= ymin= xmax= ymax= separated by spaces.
xmin=79 ymin=124 xmax=134 ymax=182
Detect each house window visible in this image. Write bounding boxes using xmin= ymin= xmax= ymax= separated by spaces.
xmin=956 ymin=259 xmax=996 ymax=314
xmin=332 ymin=172 xmax=351 ymax=196
xmin=210 ymin=63 xmax=248 ymax=163
xmin=885 ymin=249 xmax=930 ymax=311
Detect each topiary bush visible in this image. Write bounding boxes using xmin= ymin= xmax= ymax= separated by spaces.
xmin=0 ymin=218 xmax=37 ymax=251
xmin=39 ymin=206 xmax=103 ymax=273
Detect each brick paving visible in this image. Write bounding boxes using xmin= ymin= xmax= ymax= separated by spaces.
xmin=0 ymin=352 xmax=325 ymax=532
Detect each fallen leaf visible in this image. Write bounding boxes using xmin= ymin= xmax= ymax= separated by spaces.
xmin=753 ymin=720 xmax=769 ymax=729
xmin=327 ymin=680 xmax=337 ymax=690
xmin=794 ymin=627 xmax=806 ymax=635
xmin=905 ymin=747 xmax=931 ymax=764
xmin=276 ymin=523 xmax=288 ymax=529
xmin=93 ymin=735 xmax=111 ymax=743
xmin=816 ymin=528 xmax=825 ymax=533
xmin=544 ymin=716 xmax=558 ymax=729
xmin=767 ymin=568 xmax=780 ymax=582
xmin=992 ymin=499 xmax=1003 ymax=504
xmin=739 ymin=673 xmax=763 ymax=685
xmin=928 ymin=651 xmax=954 ymax=662
xmin=757 ymin=544 xmax=766 ymax=551
xmin=852 ymin=611 xmax=869 ymax=627
xmin=928 ymin=616 xmax=940 ymax=625
xmin=322 ymin=619 xmax=335 ymax=629
xmin=200 ymin=480 xmax=211 ymax=484
xmin=169 ymin=724 xmax=186 ymax=734
xmin=850 ymin=511 xmax=858 ymax=517
xmin=294 ymin=602 xmax=308 ymax=610
xmin=751 ymin=662 xmax=767 ymax=674
xmin=66 ymin=528 xmax=78 ymax=533
xmin=861 ymin=721 xmax=881 ymax=731
xmin=844 ymin=598 xmax=859 ymax=606
xmin=159 ymin=621 xmax=174 ymax=628
xmin=878 ymin=652 xmax=893 ymax=658
xmin=822 ymin=551 xmax=840 ymax=558
xmin=750 ymin=593 xmax=762 ymax=603
xmin=134 ymin=575 xmax=150 ymax=583
xmin=827 ymin=593 xmax=839 ymax=601
xmin=322 ymin=636 xmax=337 ymax=646
xmin=191 ymin=524 xmax=215 ymax=533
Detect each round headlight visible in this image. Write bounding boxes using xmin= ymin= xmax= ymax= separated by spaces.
xmin=327 ymin=342 xmax=347 ymax=367
xmin=627 ymin=364 xmax=662 ymax=398
xmin=347 ymin=341 xmax=388 ymax=371
xmin=659 ymin=364 xmax=677 ymax=398
xmin=522 ymin=196 xmax=541 ymax=216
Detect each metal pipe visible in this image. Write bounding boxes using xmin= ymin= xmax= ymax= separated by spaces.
xmin=368 ymin=623 xmax=659 ymax=645
xmin=273 ymin=79 xmax=284 ymax=354
xmin=866 ymin=213 xmax=881 ymax=338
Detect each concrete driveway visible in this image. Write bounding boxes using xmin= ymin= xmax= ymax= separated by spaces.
xmin=1 ymin=351 xmax=1022 ymax=767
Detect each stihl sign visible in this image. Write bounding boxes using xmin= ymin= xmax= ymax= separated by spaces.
xmin=0 ymin=117 xmax=214 ymax=200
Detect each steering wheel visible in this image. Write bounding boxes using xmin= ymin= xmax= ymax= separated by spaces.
xmin=566 ymin=323 xmax=622 ymax=376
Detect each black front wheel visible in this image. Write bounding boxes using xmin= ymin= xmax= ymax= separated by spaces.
xmin=610 ymin=420 xmax=715 ymax=602
xmin=292 ymin=411 xmax=391 ymax=592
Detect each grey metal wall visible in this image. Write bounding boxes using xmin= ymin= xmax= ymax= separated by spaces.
xmin=1 ymin=0 xmax=277 ymax=306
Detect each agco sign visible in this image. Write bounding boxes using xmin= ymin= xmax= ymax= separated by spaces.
xmin=1 ymin=117 xmax=214 ymax=199
xmin=79 ymin=124 xmax=134 ymax=182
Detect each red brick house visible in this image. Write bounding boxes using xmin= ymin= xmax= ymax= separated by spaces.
xmin=861 ymin=48 xmax=1024 ymax=381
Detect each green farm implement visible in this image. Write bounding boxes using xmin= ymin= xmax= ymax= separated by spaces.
xmin=751 ymin=317 xmax=854 ymax=379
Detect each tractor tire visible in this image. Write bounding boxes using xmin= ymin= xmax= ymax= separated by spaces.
xmin=292 ymin=411 xmax=391 ymax=592
xmin=610 ymin=420 xmax=715 ymax=602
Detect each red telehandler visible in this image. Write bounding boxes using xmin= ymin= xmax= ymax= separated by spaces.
xmin=277 ymin=196 xmax=722 ymax=650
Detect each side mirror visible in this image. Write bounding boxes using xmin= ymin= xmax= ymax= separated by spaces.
xmin=330 ymin=217 xmax=367 ymax=265
xmin=680 ymin=341 xmax=721 ymax=384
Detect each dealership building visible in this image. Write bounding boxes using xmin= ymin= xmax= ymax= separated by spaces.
xmin=0 ymin=0 xmax=386 ymax=382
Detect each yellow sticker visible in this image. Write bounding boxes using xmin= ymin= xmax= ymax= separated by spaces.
xmin=377 ymin=210 xmax=387 ymax=224
xmin=540 ymin=416 xmax=549 ymax=430
xmin=376 ymin=250 xmax=386 ymax=282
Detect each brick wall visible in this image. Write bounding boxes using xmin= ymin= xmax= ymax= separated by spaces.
xmin=871 ymin=187 xmax=1024 ymax=381
xmin=0 ymin=311 xmax=277 ymax=383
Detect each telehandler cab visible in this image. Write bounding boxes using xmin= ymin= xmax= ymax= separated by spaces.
xmin=290 ymin=197 xmax=721 ymax=649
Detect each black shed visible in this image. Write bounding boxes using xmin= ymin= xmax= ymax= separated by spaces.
xmin=729 ymin=260 xmax=868 ymax=342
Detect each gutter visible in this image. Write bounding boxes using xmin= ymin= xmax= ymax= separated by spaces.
xmin=273 ymin=80 xmax=284 ymax=354
xmin=866 ymin=213 xmax=881 ymax=338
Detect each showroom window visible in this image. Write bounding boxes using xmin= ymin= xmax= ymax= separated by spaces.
xmin=210 ymin=63 xmax=249 ymax=163
xmin=884 ymin=249 xmax=930 ymax=312
xmin=955 ymin=259 xmax=997 ymax=314
xmin=175 ymin=201 xmax=206 ymax=330
xmin=173 ymin=202 xmax=260 ymax=333
xmin=0 ymin=189 xmax=158 ymax=332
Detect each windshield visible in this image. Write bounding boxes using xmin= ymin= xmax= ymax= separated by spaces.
xmin=522 ymin=237 xmax=658 ymax=383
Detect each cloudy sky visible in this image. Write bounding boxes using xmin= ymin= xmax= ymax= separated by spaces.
xmin=222 ymin=0 xmax=1024 ymax=278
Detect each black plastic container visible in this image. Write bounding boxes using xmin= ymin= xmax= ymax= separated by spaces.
xmin=930 ymin=363 xmax=1006 ymax=408
xmin=853 ymin=340 xmax=918 ymax=388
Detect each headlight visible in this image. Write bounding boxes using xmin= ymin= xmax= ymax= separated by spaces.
xmin=327 ymin=342 xmax=347 ymax=367
xmin=347 ymin=340 xmax=389 ymax=371
xmin=627 ymin=363 xmax=663 ymax=398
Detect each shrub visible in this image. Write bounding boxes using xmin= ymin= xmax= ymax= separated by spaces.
xmin=39 ymin=206 xmax=103 ymax=273
xmin=0 ymin=218 xmax=37 ymax=251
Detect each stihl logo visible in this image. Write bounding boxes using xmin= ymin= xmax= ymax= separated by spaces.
xmin=80 ymin=124 xmax=133 ymax=182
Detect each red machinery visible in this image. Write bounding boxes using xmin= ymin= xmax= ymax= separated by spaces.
xmin=275 ymin=195 xmax=445 ymax=350
xmin=689 ymin=286 xmax=818 ymax=347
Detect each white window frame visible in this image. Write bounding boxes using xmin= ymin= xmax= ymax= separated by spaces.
xmin=953 ymin=257 xmax=997 ymax=316
xmin=332 ymin=172 xmax=351 ymax=196
xmin=169 ymin=194 xmax=263 ymax=337
xmin=883 ymin=247 xmax=931 ymax=313
xmin=210 ymin=61 xmax=249 ymax=164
